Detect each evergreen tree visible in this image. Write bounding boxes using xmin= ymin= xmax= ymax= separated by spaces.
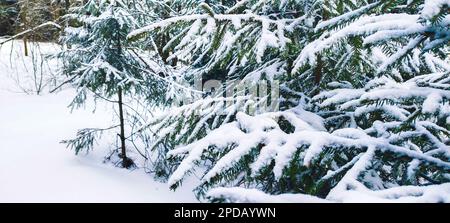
xmin=129 ymin=0 xmax=450 ymax=201
xmin=58 ymin=0 xmax=169 ymax=168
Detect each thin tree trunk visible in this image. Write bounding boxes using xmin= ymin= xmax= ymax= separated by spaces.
xmin=23 ymin=35 xmax=29 ymax=57
xmin=21 ymin=1 xmax=29 ymax=57
xmin=65 ymin=0 xmax=70 ymax=28
xmin=65 ymin=0 xmax=70 ymax=11
xmin=64 ymin=0 xmax=71 ymax=49
xmin=314 ymin=55 xmax=322 ymax=85
xmin=117 ymin=87 xmax=128 ymax=168
xmin=313 ymin=5 xmax=329 ymax=85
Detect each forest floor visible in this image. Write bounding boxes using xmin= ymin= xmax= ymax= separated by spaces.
xmin=0 ymin=40 xmax=197 ymax=202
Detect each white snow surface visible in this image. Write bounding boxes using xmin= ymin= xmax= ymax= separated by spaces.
xmin=0 ymin=40 xmax=197 ymax=203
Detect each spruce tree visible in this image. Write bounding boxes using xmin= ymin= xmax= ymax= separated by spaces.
xmin=129 ymin=0 xmax=450 ymax=201
xmin=58 ymin=0 xmax=168 ymax=168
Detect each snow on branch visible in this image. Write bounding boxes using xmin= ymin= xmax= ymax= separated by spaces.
xmin=293 ymin=13 xmax=425 ymax=71
xmin=167 ymin=105 xmax=450 ymax=188
xmin=315 ymin=2 xmax=381 ymax=31
xmin=377 ymin=36 xmax=426 ymax=73
xmin=293 ymin=3 xmax=450 ymax=73
xmin=0 ymin=22 xmax=62 ymax=45
xmin=128 ymin=14 xmax=208 ymax=39
xmin=207 ymin=187 xmax=329 ymax=203
xmin=208 ymin=183 xmax=450 ymax=203
xmin=422 ymin=0 xmax=450 ymax=20
xmin=128 ymin=12 xmax=292 ymax=40
xmin=327 ymin=181 xmax=450 ymax=202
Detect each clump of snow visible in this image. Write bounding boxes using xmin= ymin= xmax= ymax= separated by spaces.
xmin=422 ymin=92 xmax=442 ymax=114
xmin=422 ymin=0 xmax=450 ymax=20
xmin=207 ymin=187 xmax=328 ymax=203
xmin=330 ymin=182 xmax=450 ymax=203
xmin=255 ymin=18 xmax=280 ymax=63
xmin=207 ymin=183 xmax=450 ymax=203
xmin=315 ymin=2 xmax=380 ymax=31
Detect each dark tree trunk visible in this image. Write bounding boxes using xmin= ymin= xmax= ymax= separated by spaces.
xmin=23 ymin=36 xmax=29 ymax=57
xmin=314 ymin=55 xmax=322 ymax=85
xmin=65 ymin=0 xmax=70 ymax=11
xmin=117 ymin=87 xmax=128 ymax=168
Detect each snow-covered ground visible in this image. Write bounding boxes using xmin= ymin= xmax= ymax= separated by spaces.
xmin=0 ymin=40 xmax=197 ymax=203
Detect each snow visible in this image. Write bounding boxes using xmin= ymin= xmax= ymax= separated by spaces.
xmin=330 ymin=182 xmax=450 ymax=203
xmin=293 ymin=3 xmax=450 ymax=73
xmin=0 ymin=40 xmax=197 ymax=202
xmin=326 ymin=147 xmax=377 ymax=201
xmin=422 ymin=0 xmax=450 ymax=20
xmin=241 ymin=59 xmax=285 ymax=82
xmin=169 ymin=101 xmax=450 ymax=186
xmin=129 ymin=11 xmax=292 ymax=67
xmin=422 ymin=92 xmax=442 ymax=114
xmin=167 ymin=121 xmax=246 ymax=186
xmin=256 ymin=18 xmax=280 ymax=63
xmin=207 ymin=182 xmax=450 ymax=203
xmin=377 ymin=36 xmax=424 ymax=73
xmin=166 ymin=70 xmax=450 ymax=202
xmin=0 ymin=90 xmax=197 ymax=202
xmin=0 ymin=41 xmax=60 ymax=94
xmin=315 ymin=88 xmax=365 ymax=108
xmin=144 ymin=0 xmax=450 ymax=203
xmin=315 ymin=2 xmax=380 ymax=31
xmin=128 ymin=14 xmax=208 ymax=39
xmin=2 ymin=0 xmax=449 ymax=203
xmin=293 ymin=13 xmax=423 ymax=70
xmin=207 ymin=187 xmax=329 ymax=203
xmin=167 ymin=108 xmax=331 ymax=186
